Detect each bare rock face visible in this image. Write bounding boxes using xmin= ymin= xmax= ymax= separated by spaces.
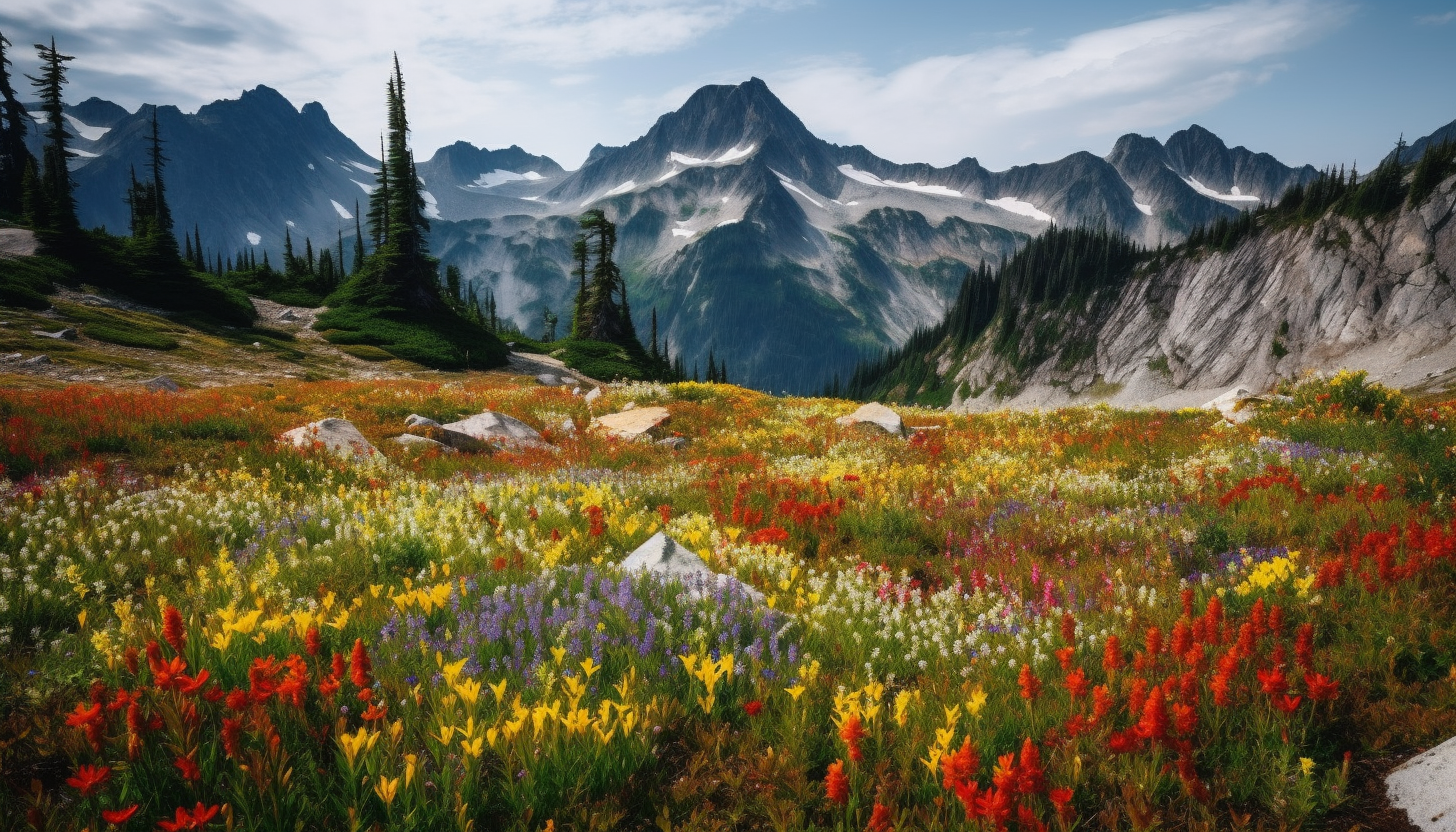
xmin=835 ymin=402 xmax=905 ymax=435
xmin=393 ymin=433 xmax=456 ymax=453
xmin=951 ymin=173 xmax=1456 ymax=411
xmin=620 ymin=532 xmax=763 ymax=601
xmin=594 ymin=406 xmax=669 ymax=439
xmin=280 ymin=418 xmax=378 ymax=457
xmin=443 ymin=411 xmax=544 ymax=446
xmin=143 ymin=376 xmax=180 ymax=393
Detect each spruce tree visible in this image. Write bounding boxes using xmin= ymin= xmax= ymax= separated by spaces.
xmin=0 ymin=31 xmax=32 ymax=218
xmin=27 ymin=37 xmax=78 ymax=234
xmin=145 ymin=106 xmax=173 ymax=237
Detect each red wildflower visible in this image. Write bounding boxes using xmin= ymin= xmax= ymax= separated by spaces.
xmin=304 ymin=626 xmax=322 ymax=657
xmin=275 ymin=655 xmax=309 ymax=708
xmin=1108 ymin=728 xmax=1141 ymax=754
xmin=1016 ymin=737 xmax=1046 ymax=795
xmin=221 ymin=717 xmax=243 ymax=759
xmin=101 ymin=804 xmax=140 ymax=825
xmin=331 ymin=652 xmax=347 ymax=680
xmin=1145 ymin=626 xmax=1163 ymax=658
xmin=1268 ymin=604 xmax=1285 ymax=636
xmin=1304 ymin=672 xmax=1339 ymax=702
xmin=1018 ymin=664 xmax=1042 ymax=701
xmin=1135 ymin=685 xmax=1168 ymax=743
xmin=1103 ymin=635 xmax=1124 ymax=673
xmin=1181 ymin=586 xmax=1195 ymax=618
xmin=1172 ymin=702 xmax=1198 ymax=736
xmin=1064 ymin=667 xmax=1089 ymax=699
xmin=1018 ymin=804 xmax=1049 ymax=832
xmin=953 ymin=780 xmax=982 ymax=820
xmin=1049 ymin=786 xmax=1076 ymax=824
xmin=1054 ymin=647 xmax=1074 ymax=671
xmin=1091 ymin=685 xmax=1113 ymax=722
xmin=1171 ymin=619 xmax=1192 ymax=659
xmin=350 ymin=639 xmax=372 ymax=689
xmin=1127 ymin=677 xmax=1149 ymax=716
xmin=940 ymin=737 xmax=979 ymax=790
xmin=839 ymin=714 xmax=867 ymax=761
xmin=1061 ymin=612 xmax=1077 ymax=646
xmin=1295 ymin=623 xmax=1315 ymax=670
xmin=975 ymin=787 xmax=1013 ymax=828
xmin=66 ymin=701 xmax=103 ymax=727
xmin=162 ymin=605 xmax=186 ymax=654
xmin=1210 ymin=673 xmax=1234 ymax=707
xmin=991 ymin=752 xmax=1017 ymax=792
xmin=66 ymin=763 xmax=111 ymax=798
xmin=174 ymin=754 xmax=201 ymax=782
xmin=743 ymin=699 xmax=764 ymax=717
xmin=145 ymin=640 xmax=164 ymax=673
xmin=318 ymin=675 xmax=340 ymax=700
xmin=866 ymin=803 xmax=893 ymax=832
xmin=156 ymin=802 xmax=220 ymax=831
xmin=225 ymin=688 xmax=248 ymax=711
xmin=1257 ymin=666 xmax=1288 ymax=697
xmin=1064 ymin=713 xmax=1089 ymax=738
xmin=153 ymin=656 xmax=189 ymax=692
xmin=825 ymin=760 xmax=850 ymax=805
xmin=1273 ymin=694 xmax=1302 ymax=715
xmin=248 ymin=656 xmax=282 ymax=703
xmin=124 ymin=646 xmax=140 ymax=676
xmin=361 ymin=702 xmax=389 ymax=721
xmin=178 ymin=669 xmax=211 ymax=697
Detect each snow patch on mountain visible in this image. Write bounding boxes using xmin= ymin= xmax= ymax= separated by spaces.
xmin=246 ymin=232 xmax=261 ymax=246
xmin=330 ymin=200 xmax=353 ymax=220
xmin=69 ymin=147 xmax=99 ymax=159
xmin=668 ymin=145 xmax=755 ymax=167
xmin=470 ymin=169 xmax=544 ymax=188
xmin=838 ymin=165 xmax=962 ymax=197
xmin=348 ymin=160 xmax=380 ymax=175
xmin=1135 ymin=202 xmax=1153 ymax=216
xmin=671 ymin=228 xmax=694 ymax=238
xmin=986 ymin=197 xmax=1053 ymax=223
xmin=63 ymin=113 xmax=110 ymax=141
xmin=1181 ymin=175 xmax=1260 ymax=203
xmin=351 ymin=179 xmax=375 ymax=195
xmin=780 ymin=180 xmax=823 ymax=209
xmin=421 ymin=191 xmax=441 ymax=220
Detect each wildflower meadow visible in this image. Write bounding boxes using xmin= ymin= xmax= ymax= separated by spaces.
xmin=2 ymin=371 xmax=1454 ymax=831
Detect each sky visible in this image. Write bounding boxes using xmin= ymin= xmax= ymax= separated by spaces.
xmin=2 ymin=0 xmax=1454 ymax=172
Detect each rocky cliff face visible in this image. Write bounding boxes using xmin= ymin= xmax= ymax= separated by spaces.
xmin=949 ymin=173 xmax=1456 ymax=412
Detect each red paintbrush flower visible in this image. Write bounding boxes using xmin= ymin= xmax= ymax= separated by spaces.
xmin=174 ymin=754 xmax=201 ymax=782
xmin=361 ymin=702 xmax=389 ymax=721
xmin=1257 ymin=667 xmax=1288 ymax=697
xmin=1210 ymin=672 xmax=1234 ymax=707
xmin=1091 ymin=684 xmax=1113 ymax=722
xmin=350 ymin=639 xmax=372 ymax=689
xmin=1018 ymin=665 xmax=1042 ymax=701
xmin=825 ymin=760 xmax=850 ymax=805
xmin=1063 ymin=667 xmax=1089 ymax=699
xmin=1107 ymin=729 xmax=1140 ymax=754
xmin=67 ymin=763 xmax=111 ymax=798
xmin=162 ymin=606 xmax=186 ymax=655
xmin=1145 ymin=626 xmax=1163 ymax=658
xmin=1273 ymin=694 xmax=1302 ymax=715
xmin=101 ymin=804 xmax=139 ymax=825
xmin=1054 ymin=647 xmax=1074 ymax=671
xmin=866 ymin=803 xmax=893 ymax=832
xmin=954 ymin=780 xmax=982 ymax=820
xmin=318 ymin=675 xmax=340 ymax=700
xmin=153 ymin=656 xmax=189 ymax=692
xmin=221 ymin=717 xmax=243 ymax=759
xmin=1018 ymin=804 xmax=1048 ymax=832
xmin=991 ymin=752 xmax=1017 ymax=792
xmin=1049 ymin=786 xmax=1076 ymax=824
xmin=743 ymin=699 xmax=763 ymax=717
xmin=1103 ymin=636 xmax=1124 ymax=673
xmin=156 ymin=802 xmax=220 ymax=831
xmin=975 ymin=787 xmax=1012 ymax=828
xmin=66 ymin=701 xmax=103 ymax=727
xmin=331 ymin=651 xmax=347 ymax=680
xmin=1304 ymin=671 xmax=1339 ymax=702
xmin=1064 ymin=713 xmax=1089 ymax=738
xmin=940 ymin=737 xmax=979 ymax=790
xmin=1171 ymin=619 xmax=1192 ymax=659
xmin=1061 ymin=612 xmax=1077 ymax=646
xmin=1172 ymin=702 xmax=1198 ymax=736
xmin=1127 ymin=677 xmax=1149 ymax=716
xmin=178 ymin=669 xmax=211 ymax=697
xmin=225 ymin=687 xmax=248 ymax=711
xmin=1015 ymin=737 xmax=1046 ymax=795
xmin=304 ymin=626 xmax=322 ymax=657
xmin=839 ymin=714 xmax=867 ymax=761
xmin=1295 ymin=622 xmax=1315 ymax=670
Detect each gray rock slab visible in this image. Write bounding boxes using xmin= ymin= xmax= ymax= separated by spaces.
xmin=835 ymin=402 xmax=904 ymax=435
xmin=0 ymin=352 xmax=20 ymax=362
xmin=33 ymin=328 xmax=76 ymax=340
xmin=584 ymin=387 xmax=602 ymax=404
xmin=143 ymin=375 xmax=180 ymax=393
xmin=536 ymin=373 xmax=562 ymax=386
xmin=21 ymin=355 xmax=50 ymax=366
xmin=594 ymin=406 xmax=669 ymax=439
xmin=280 ymin=418 xmax=378 ymax=458
xmin=443 ymin=411 xmax=544 ymax=445
xmin=620 ymin=532 xmax=763 ymax=601
xmin=393 ymin=433 xmax=456 ymax=453
xmin=1388 ymin=735 xmax=1456 ymax=831
xmin=404 ymin=414 xmax=441 ymax=428
xmin=1202 ymin=386 xmax=1257 ymax=423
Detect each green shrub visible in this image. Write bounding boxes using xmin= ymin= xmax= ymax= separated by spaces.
xmin=0 ymin=254 xmax=69 ymax=309
xmin=1286 ymin=370 xmax=1409 ymax=418
xmin=314 ymin=305 xmax=508 ymax=371
xmin=83 ymin=322 xmax=179 ymax=350
xmin=339 ymin=343 xmax=395 ymax=361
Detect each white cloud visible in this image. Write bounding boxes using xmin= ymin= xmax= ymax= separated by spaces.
xmin=769 ymin=0 xmax=1351 ymax=168
xmin=1417 ymin=11 xmax=1455 ymax=25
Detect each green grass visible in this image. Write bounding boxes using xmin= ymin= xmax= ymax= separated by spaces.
xmin=82 ymin=322 xmax=179 ymax=351
xmin=0 ymin=254 xmax=70 ymax=310
xmin=337 ymin=343 xmax=395 ymax=361
xmin=314 ymin=304 xmax=509 ymax=370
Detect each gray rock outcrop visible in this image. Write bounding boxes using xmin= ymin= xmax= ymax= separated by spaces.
xmin=835 ymin=402 xmax=905 ymax=435
xmin=393 ymin=433 xmax=456 ymax=453
xmin=280 ymin=418 xmax=378 ymax=457
xmin=1386 ymin=734 xmax=1456 ymax=832
xmin=620 ymin=532 xmax=763 ymax=601
xmin=143 ymin=375 xmax=180 ymax=393
xmin=443 ymin=411 xmax=544 ymax=446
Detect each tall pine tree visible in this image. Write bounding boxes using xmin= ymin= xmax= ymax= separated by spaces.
xmin=27 ymin=37 xmax=78 ymax=235
xmin=0 ymin=31 xmax=32 ymax=218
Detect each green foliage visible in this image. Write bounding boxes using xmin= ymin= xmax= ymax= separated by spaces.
xmin=336 ymin=343 xmax=395 ymax=362
xmin=1283 ymin=370 xmax=1410 ymax=419
xmin=81 ymin=322 xmax=178 ymax=350
xmin=0 ymin=251 xmax=67 ymax=308
xmin=1408 ymin=138 xmax=1456 ymax=208
xmin=554 ymin=338 xmax=659 ymax=382
xmin=316 ymin=304 xmax=507 ymax=370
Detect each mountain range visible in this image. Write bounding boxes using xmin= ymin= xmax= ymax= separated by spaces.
xmin=35 ymin=78 xmax=1333 ymax=392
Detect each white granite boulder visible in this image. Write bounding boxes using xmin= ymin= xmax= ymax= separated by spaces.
xmin=1387 ymin=735 xmax=1456 ymax=831
xmin=835 ymin=402 xmax=904 ymax=436
xmin=280 ymin=418 xmax=378 ymax=457
xmin=620 ymin=532 xmax=763 ymax=601
xmin=584 ymin=387 xmax=602 ymax=404
xmin=1202 ymin=386 xmax=1256 ymax=423
xmin=143 ymin=375 xmax=180 ymax=393
xmin=393 ymin=433 xmax=456 ymax=453
xmin=443 ymin=411 xmax=544 ymax=446
xmin=594 ymin=406 xmax=669 ymax=439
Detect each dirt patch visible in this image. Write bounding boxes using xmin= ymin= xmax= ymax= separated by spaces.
xmin=0 ymin=228 xmax=39 ymax=258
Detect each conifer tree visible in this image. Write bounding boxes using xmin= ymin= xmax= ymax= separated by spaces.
xmin=144 ymin=106 xmax=173 ymax=237
xmin=352 ymin=208 xmax=365 ymax=273
xmin=27 ymin=37 xmax=78 ymax=234
xmin=0 ymin=31 xmax=32 ymax=217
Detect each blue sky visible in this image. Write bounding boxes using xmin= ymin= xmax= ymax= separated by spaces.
xmin=2 ymin=0 xmax=1453 ymax=171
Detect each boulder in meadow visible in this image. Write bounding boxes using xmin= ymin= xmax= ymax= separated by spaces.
xmin=1386 ymin=734 xmax=1456 ymax=832
xmin=444 ymin=411 xmax=544 ymax=446
xmin=280 ymin=418 xmax=378 ymax=458
xmin=835 ymin=402 xmax=904 ymax=436
xmin=143 ymin=375 xmax=180 ymax=393
xmin=620 ymin=532 xmax=763 ymax=601
xmin=392 ymin=433 xmax=456 ymax=453
xmin=1202 ymin=386 xmax=1257 ymax=423
xmin=594 ymin=406 xmax=669 ymax=439
xmin=584 ymin=387 xmax=602 ymax=404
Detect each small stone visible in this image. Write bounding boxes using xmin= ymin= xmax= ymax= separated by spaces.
xmin=0 ymin=352 xmax=20 ymax=362
xmin=584 ymin=387 xmax=602 ymax=404
xmin=252 ymin=341 xmax=263 ymax=349
xmin=278 ymin=309 xmax=299 ymax=322
xmin=142 ymin=375 xmax=180 ymax=393
xmin=622 ymin=402 xmax=637 ymax=411
xmin=21 ymin=354 xmax=50 ymax=366
xmin=1202 ymin=387 xmax=1257 ymax=423
xmin=657 ymin=436 xmax=688 ymax=450
xmin=620 ymin=532 xmax=764 ymax=602
xmin=572 ymin=387 xmax=582 ymax=396
xmin=561 ymin=418 xmax=576 ymax=434
xmin=404 ymin=414 xmax=441 ymax=429
xmin=535 ymin=373 xmax=562 ymax=386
